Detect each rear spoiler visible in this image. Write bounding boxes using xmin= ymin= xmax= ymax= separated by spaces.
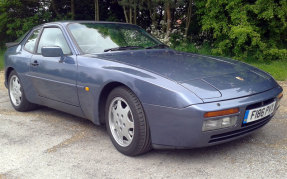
xmin=5 ymin=42 xmax=20 ymax=48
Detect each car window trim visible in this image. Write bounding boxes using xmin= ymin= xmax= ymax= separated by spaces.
xmin=66 ymin=22 xmax=85 ymax=55
xmin=33 ymin=27 xmax=44 ymax=54
xmin=35 ymin=25 xmax=73 ymax=56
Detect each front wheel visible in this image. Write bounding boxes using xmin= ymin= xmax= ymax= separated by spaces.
xmin=105 ymin=86 xmax=151 ymax=156
xmin=8 ymin=71 xmax=37 ymax=111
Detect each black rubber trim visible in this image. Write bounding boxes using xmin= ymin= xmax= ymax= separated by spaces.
xmin=246 ymin=98 xmax=275 ymax=110
xmin=209 ymin=115 xmax=272 ymax=143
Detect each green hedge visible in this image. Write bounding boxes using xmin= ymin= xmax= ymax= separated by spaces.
xmin=0 ymin=48 xmax=4 ymax=70
xmin=196 ymin=0 xmax=287 ymax=61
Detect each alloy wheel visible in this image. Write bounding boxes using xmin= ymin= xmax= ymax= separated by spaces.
xmin=108 ymin=97 xmax=134 ymax=147
xmin=9 ymin=75 xmax=22 ymax=106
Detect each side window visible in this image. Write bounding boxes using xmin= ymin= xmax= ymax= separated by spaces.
xmin=37 ymin=28 xmax=71 ymax=55
xmin=24 ymin=29 xmax=40 ymax=53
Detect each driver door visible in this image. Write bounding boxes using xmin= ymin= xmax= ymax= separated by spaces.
xmin=29 ymin=27 xmax=79 ymax=106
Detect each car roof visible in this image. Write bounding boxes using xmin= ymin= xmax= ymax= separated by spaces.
xmin=41 ymin=20 xmax=130 ymax=27
xmin=30 ymin=21 xmax=134 ymax=31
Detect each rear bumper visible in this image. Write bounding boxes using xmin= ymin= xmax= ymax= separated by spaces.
xmin=143 ymin=85 xmax=283 ymax=149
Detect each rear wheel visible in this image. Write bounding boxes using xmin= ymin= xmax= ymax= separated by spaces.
xmin=105 ymin=86 xmax=151 ymax=156
xmin=8 ymin=71 xmax=37 ymax=111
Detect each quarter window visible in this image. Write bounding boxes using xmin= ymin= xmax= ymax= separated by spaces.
xmin=24 ymin=29 xmax=40 ymax=53
xmin=37 ymin=28 xmax=71 ymax=55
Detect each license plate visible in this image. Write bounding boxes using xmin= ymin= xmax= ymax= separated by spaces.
xmin=243 ymin=101 xmax=276 ymax=124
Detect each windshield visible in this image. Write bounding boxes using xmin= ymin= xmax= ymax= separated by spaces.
xmin=68 ymin=23 xmax=163 ymax=54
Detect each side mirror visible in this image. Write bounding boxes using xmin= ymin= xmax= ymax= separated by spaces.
xmin=41 ymin=46 xmax=64 ymax=57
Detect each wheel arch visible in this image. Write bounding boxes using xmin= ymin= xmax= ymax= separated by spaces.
xmin=98 ymin=81 xmax=131 ymax=125
xmin=5 ymin=67 xmax=15 ymax=88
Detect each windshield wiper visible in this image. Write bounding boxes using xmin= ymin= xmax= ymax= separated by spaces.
xmin=104 ymin=46 xmax=143 ymax=52
xmin=145 ymin=44 xmax=169 ymax=49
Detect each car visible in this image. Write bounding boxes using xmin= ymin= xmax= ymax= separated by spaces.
xmin=4 ymin=21 xmax=283 ymax=156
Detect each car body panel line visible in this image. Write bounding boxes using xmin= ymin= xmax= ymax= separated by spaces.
xmin=25 ymin=74 xmax=77 ymax=87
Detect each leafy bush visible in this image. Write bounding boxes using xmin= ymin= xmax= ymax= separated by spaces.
xmin=0 ymin=48 xmax=5 ymax=70
xmin=173 ymin=42 xmax=213 ymax=56
xmin=196 ymin=0 xmax=287 ymax=61
xmin=0 ymin=0 xmax=52 ymax=45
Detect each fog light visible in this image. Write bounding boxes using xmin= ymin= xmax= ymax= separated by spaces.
xmin=202 ymin=116 xmax=238 ymax=131
xmin=222 ymin=117 xmax=231 ymax=126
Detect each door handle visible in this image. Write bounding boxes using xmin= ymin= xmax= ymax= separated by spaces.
xmin=31 ymin=60 xmax=39 ymax=66
xmin=59 ymin=57 xmax=64 ymax=63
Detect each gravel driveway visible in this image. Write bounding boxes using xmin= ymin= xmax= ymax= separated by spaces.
xmin=0 ymin=71 xmax=286 ymax=179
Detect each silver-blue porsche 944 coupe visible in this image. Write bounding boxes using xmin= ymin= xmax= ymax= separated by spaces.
xmin=4 ymin=21 xmax=283 ymax=156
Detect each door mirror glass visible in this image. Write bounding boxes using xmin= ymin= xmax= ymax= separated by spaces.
xmin=41 ymin=46 xmax=64 ymax=57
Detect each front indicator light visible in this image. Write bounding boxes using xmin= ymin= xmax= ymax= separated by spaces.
xmin=276 ymin=92 xmax=283 ymax=109
xmin=204 ymin=108 xmax=239 ymax=118
xmin=202 ymin=116 xmax=238 ymax=131
xmin=277 ymin=92 xmax=283 ymax=100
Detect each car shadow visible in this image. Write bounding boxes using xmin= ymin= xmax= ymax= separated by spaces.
xmin=149 ymin=136 xmax=253 ymax=155
xmin=29 ymin=105 xmax=262 ymax=159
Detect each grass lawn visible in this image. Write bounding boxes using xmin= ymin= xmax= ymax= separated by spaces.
xmin=246 ymin=60 xmax=287 ymax=81
xmin=0 ymin=48 xmax=4 ymax=70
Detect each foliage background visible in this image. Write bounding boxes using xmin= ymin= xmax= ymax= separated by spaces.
xmin=0 ymin=0 xmax=286 ymax=79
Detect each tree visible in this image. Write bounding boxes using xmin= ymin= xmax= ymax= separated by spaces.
xmin=145 ymin=0 xmax=157 ymax=27
xmin=51 ymin=0 xmax=60 ymax=17
xmin=0 ymin=0 xmax=52 ymax=45
xmin=119 ymin=0 xmax=138 ymax=24
xmin=165 ymin=1 xmax=172 ymax=39
xmin=71 ymin=0 xmax=75 ymax=19
xmin=0 ymin=0 xmax=285 ymax=63
xmin=94 ymin=0 xmax=99 ymax=21
xmin=196 ymin=0 xmax=287 ymax=61
xmin=185 ymin=0 xmax=193 ymax=36
xmin=49 ymin=0 xmax=70 ymax=19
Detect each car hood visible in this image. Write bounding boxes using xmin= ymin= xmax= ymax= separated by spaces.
xmin=93 ymin=49 xmax=278 ymax=102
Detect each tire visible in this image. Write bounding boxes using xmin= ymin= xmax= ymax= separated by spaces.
xmin=105 ymin=86 xmax=152 ymax=156
xmin=8 ymin=70 xmax=37 ymax=112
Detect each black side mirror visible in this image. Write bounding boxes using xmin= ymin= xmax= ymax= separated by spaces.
xmin=41 ymin=46 xmax=64 ymax=58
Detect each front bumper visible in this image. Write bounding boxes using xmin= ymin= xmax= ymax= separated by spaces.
xmin=143 ymin=85 xmax=283 ymax=149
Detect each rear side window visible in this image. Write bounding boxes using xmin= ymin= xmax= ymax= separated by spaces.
xmin=37 ymin=28 xmax=71 ymax=55
xmin=24 ymin=29 xmax=40 ymax=53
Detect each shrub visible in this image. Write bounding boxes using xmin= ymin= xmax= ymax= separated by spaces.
xmin=196 ymin=0 xmax=287 ymax=61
